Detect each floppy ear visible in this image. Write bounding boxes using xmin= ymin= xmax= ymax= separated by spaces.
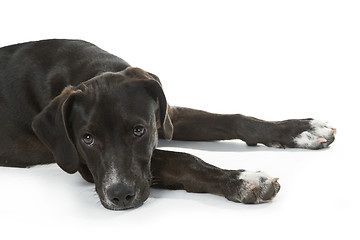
xmin=32 ymin=86 xmax=82 ymax=173
xmin=127 ymin=79 xmax=174 ymax=140
xmin=147 ymin=81 xmax=174 ymax=140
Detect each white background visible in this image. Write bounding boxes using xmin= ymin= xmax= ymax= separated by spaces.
xmin=0 ymin=0 xmax=359 ymax=239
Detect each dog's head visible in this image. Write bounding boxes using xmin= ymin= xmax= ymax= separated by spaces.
xmin=32 ymin=67 xmax=173 ymax=210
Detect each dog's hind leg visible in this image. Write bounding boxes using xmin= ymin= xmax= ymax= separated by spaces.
xmin=165 ymin=106 xmax=335 ymax=149
xmin=151 ymin=149 xmax=280 ymax=204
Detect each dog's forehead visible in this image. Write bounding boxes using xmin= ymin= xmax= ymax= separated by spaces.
xmin=75 ymin=80 xmax=156 ymax=123
xmin=100 ymin=84 xmax=154 ymax=112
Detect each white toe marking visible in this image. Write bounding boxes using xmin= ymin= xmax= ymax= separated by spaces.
xmin=236 ymin=170 xmax=280 ymax=203
xmin=238 ymin=171 xmax=272 ymax=185
xmin=311 ymin=120 xmax=333 ymax=137
xmin=294 ymin=131 xmax=318 ymax=148
xmin=293 ymin=120 xmax=335 ymax=148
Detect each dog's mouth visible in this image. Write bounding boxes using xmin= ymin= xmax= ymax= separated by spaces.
xmin=99 ymin=198 xmax=144 ymax=211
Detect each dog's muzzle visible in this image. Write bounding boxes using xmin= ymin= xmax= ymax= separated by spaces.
xmin=107 ymin=183 xmax=136 ymax=208
xmin=98 ymin=181 xmax=150 ymax=210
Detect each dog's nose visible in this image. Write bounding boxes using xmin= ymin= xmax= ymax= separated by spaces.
xmin=107 ymin=183 xmax=136 ymax=207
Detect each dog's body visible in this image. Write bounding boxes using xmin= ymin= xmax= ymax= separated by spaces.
xmin=0 ymin=39 xmax=335 ymax=210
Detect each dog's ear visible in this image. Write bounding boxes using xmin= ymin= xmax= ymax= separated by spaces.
xmin=126 ymin=79 xmax=174 ymax=140
xmin=32 ymin=86 xmax=82 ymax=173
xmin=145 ymin=80 xmax=174 ymax=140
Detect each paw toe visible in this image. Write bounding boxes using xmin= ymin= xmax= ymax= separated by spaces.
xmin=294 ymin=120 xmax=336 ymax=149
xmin=235 ymin=171 xmax=281 ymax=204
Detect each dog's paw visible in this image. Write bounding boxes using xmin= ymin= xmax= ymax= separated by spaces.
xmin=293 ymin=120 xmax=336 ymax=149
xmin=225 ymin=170 xmax=280 ymax=204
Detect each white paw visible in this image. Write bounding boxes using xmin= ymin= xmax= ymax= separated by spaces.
xmin=293 ymin=120 xmax=336 ymax=149
xmin=226 ymin=170 xmax=280 ymax=204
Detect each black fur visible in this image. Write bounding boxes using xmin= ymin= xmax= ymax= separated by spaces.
xmin=0 ymin=39 xmax=334 ymax=210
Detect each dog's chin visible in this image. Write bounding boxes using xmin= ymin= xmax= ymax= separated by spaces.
xmin=100 ymin=199 xmax=143 ymax=211
xmin=97 ymin=189 xmax=150 ymax=211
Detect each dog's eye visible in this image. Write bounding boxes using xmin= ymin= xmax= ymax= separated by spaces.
xmin=133 ymin=126 xmax=145 ymax=137
xmin=83 ymin=134 xmax=94 ymax=145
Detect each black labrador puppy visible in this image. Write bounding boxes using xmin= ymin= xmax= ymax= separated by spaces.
xmin=0 ymin=39 xmax=335 ymax=210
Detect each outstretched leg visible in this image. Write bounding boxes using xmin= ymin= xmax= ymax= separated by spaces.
xmin=166 ymin=107 xmax=336 ymax=149
xmin=151 ymin=149 xmax=280 ymax=204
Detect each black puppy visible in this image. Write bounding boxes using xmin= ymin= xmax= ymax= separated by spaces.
xmin=0 ymin=39 xmax=335 ymax=210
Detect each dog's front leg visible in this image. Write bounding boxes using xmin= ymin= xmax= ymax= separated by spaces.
xmin=167 ymin=106 xmax=336 ymax=149
xmin=151 ymin=149 xmax=280 ymax=204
